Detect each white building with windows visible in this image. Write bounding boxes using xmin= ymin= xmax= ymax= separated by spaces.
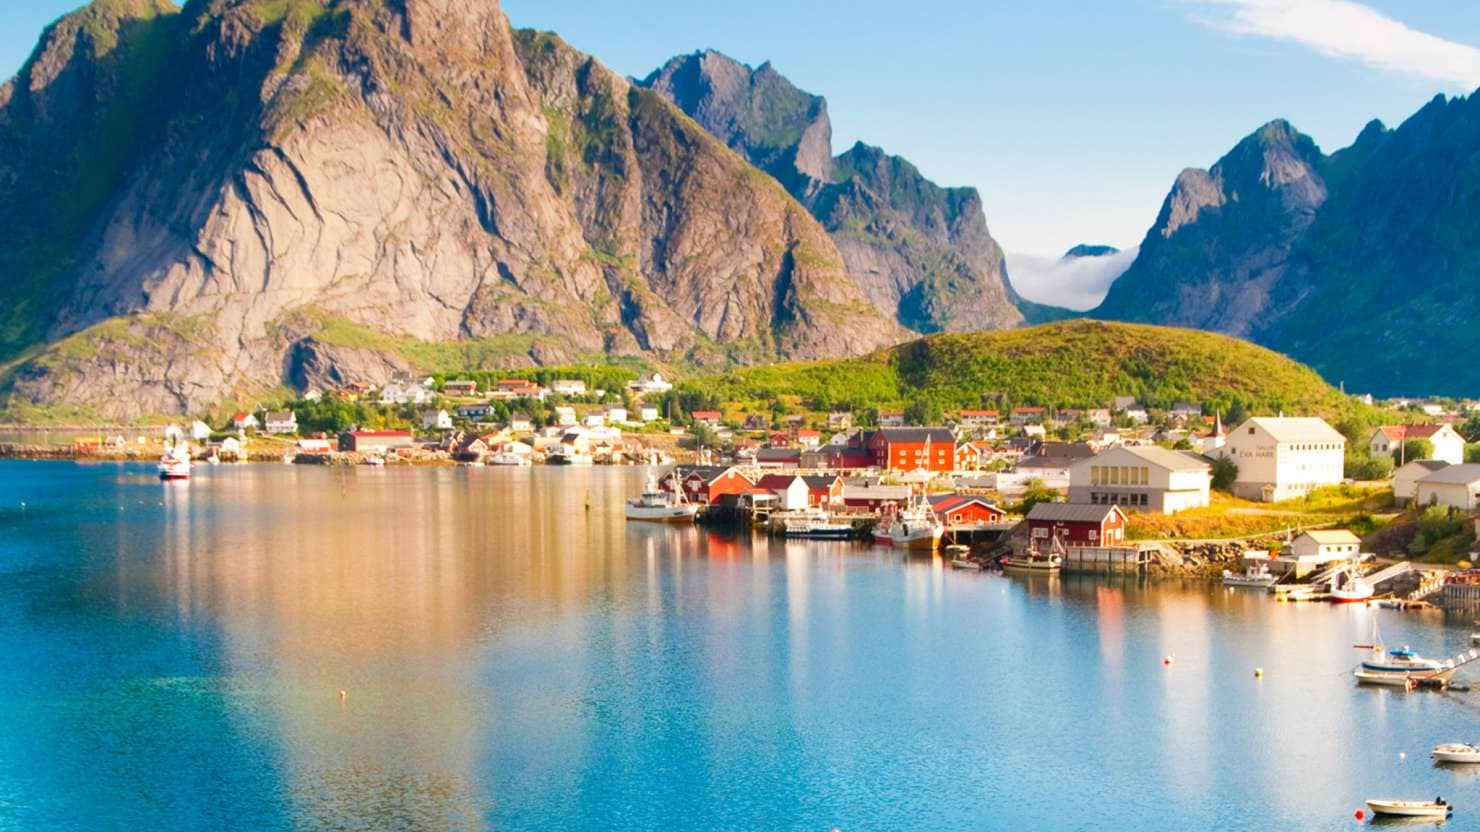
xmin=1368 ymin=424 xmax=1466 ymax=466
xmin=1216 ymin=417 xmax=1346 ymax=502
xmin=1415 ymin=464 xmax=1480 ymax=511
xmin=1068 ymin=445 xmax=1211 ymax=514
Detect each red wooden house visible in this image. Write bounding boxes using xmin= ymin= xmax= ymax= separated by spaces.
xmin=801 ymin=474 xmax=844 ymax=507
xmin=667 ymin=466 xmax=754 ymax=504
xmin=866 ymin=428 xmax=958 ymax=473
xmin=927 ymin=494 xmax=1005 ymax=527
xmin=1025 ymin=503 xmax=1127 ymax=548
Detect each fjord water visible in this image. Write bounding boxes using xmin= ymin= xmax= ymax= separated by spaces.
xmin=3 ymin=462 xmax=1480 ymax=831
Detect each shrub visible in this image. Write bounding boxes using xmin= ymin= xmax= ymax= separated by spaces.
xmin=1210 ymin=456 xmax=1239 ymax=491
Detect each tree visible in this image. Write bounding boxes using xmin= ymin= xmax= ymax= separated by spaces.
xmin=1395 ymin=438 xmax=1434 ymax=464
xmin=1345 ymin=450 xmax=1392 ymax=481
xmin=905 ymin=398 xmax=943 ymax=426
xmin=1014 ymin=479 xmax=1059 ymax=515
xmin=1210 ymin=456 xmax=1239 ymax=491
xmin=1462 ymin=414 xmax=1480 ymax=443
xmin=1224 ymin=399 xmax=1248 ymax=428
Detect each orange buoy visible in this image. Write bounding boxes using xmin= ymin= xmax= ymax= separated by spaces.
xmin=1355 ymin=809 xmax=1365 ymax=820
xmin=1163 ymin=656 xmax=1173 ymax=666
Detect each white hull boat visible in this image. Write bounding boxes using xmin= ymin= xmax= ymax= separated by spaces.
xmin=781 ymin=516 xmax=855 ymax=540
xmin=157 ymin=457 xmax=191 ymax=480
xmin=1003 ymin=554 xmax=1063 ymax=574
xmin=1433 ymin=743 xmax=1480 ymax=764
xmin=1354 ymin=668 xmax=1418 ymax=687
xmin=1365 ymin=799 xmax=1452 ymax=818
xmin=488 ymin=453 xmax=529 ymax=466
xmin=890 ymin=520 xmax=943 ymax=552
xmin=626 ymin=473 xmax=697 ymax=523
xmin=158 ymin=425 xmax=191 ymax=480
xmin=1330 ymin=579 xmax=1374 ymax=604
xmin=1223 ymin=564 xmax=1276 ymax=588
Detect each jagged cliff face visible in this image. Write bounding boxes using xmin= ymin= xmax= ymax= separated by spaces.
xmin=640 ymin=51 xmax=1023 ymax=334
xmin=1093 ymin=120 xmax=1327 ymax=338
xmin=1095 ymin=96 xmax=1480 ymax=396
xmin=0 ymin=0 xmax=901 ymax=418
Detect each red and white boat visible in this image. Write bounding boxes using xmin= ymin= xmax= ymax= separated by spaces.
xmin=157 ymin=425 xmax=192 ymax=481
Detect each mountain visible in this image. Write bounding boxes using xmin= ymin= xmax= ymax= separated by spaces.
xmin=640 ymin=51 xmax=1023 ymax=334
xmin=1064 ymin=244 xmax=1119 ymax=258
xmin=0 ymin=0 xmax=903 ymax=419
xmin=689 ymin=320 xmax=1357 ymax=418
xmin=1094 ymin=96 xmax=1480 ymax=397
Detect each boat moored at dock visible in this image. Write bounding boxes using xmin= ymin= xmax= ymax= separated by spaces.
xmin=157 ymin=425 xmax=191 ymax=481
xmin=625 ymin=473 xmax=698 ymax=523
xmin=1222 ymin=563 xmax=1276 ymax=588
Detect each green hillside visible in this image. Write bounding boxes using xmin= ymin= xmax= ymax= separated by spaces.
xmin=686 ymin=320 xmax=1361 ymax=419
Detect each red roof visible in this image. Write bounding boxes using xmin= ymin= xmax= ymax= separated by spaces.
xmin=754 ymin=473 xmax=802 ymax=490
xmin=233 ymin=412 xmax=251 ymax=420
xmin=350 ymin=430 xmax=413 ymax=438
xmin=1378 ymin=425 xmax=1447 ymax=441
xmin=1014 ymin=406 xmax=1044 ymax=414
xmin=797 ymin=429 xmax=821 ymax=437
xmin=960 ymin=409 xmax=999 ymax=417
xmin=692 ymin=411 xmax=722 ymax=419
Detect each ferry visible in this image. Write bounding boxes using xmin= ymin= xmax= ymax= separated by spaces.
xmin=1222 ymin=563 xmax=1277 ymax=588
xmin=625 ymin=474 xmax=698 ymax=523
xmin=157 ymin=425 xmax=191 ymax=481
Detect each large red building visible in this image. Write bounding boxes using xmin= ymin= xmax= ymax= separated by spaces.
xmin=1026 ymin=503 xmax=1127 ymax=549
xmin=866 ymin=428 xmax=959 ymax=473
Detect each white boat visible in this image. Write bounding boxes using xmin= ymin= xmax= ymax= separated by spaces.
xmin=1223 ymin=563 xmax=1277 ymax=588
xmin=1364 ymin=799 xmax=1452 ymax=818
xmin=1330 ymin=578 xmax=1375 ymax=604
xmin=1354 ymin=668 xmax=1418 ymax=687
xmin=157 ymin=425 xmax=191 ymax=481
xmin=780 ymin=514 xmax=855 ymax=540
xmin=281 ymin=452 xmax=294 ymax=465
xmin=547 ymin=449 xmax=593 ymax=466
xmin=1433 ymin=743 xmax=1480 ymax=764
xmin=625 ymin=474 xmax=698 ymax=523
xmin=363 ymin=455 xmax=386 ymax=467
xmin=487 ymin=453 xmax=528 ymax=466
xmin=1362 ymin=646 xmax=1442 ymax=674
xmin=878 ymin=500 xmax=943 ymax=552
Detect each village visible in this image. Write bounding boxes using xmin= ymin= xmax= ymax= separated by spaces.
xmin=20 ymin=371 xmax=1480 ymax=600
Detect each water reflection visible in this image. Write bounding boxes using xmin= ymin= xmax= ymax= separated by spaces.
xmin=6 ymin=462 xmax=1480 ymax=829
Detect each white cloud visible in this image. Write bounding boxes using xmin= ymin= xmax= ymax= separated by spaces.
xmin=1006 ymin=247 xmax=1139 ymax=311
xmin=1188 ymin=0 xmax=1480 ymax=88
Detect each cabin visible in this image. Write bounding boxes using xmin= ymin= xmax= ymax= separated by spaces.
xmin=691 ymin=410 xmax=723 ymax=427
xmin=490 ymin=379 xmax=544 ymax=400
xmin=1415 ymin=464 xmax=1480 ymax=511
xmin=958 ymin=409 xmax=1000 ymax=430
xmin=796 ymin=429 xmax=822 ymax=448
xmin=231 ymin=412 xmax=259 ymax=431
xmin=878 ymin=410 xmax=907 ymax=428
xmin=441 ymin=380 xmax=479 ymax=397
xmin=1026 ymin=503 xmax=1128 ymax=549
xmin=828 ymin=411 xmax=854 ymax=430
xmin=339 ymin=430 xmax=415 ymax=453
xmin=928 ymin=494 xmax=1005 ymax=527
xmin=1067 ymin=445 xmax=1211 ymax=514
xmin=1394 ymin=460 xmax=1450 ymax=505
xmin=754 ymin=474 xmax=812 ymax=511
xmin=1283 ymin=530 xmax=1361 ymax=569
xmin=866 ymin=427 xmax=958 ymax=473
xmin=639 ymin=405 xmax=660 ymax=422
xmin=263 ymin=411 xmax=298 ymax=435
xmin=1216 ymin=417 xmax=1345 ymax=502
xmin=1369 ymin=424 xmax=1466 ymax=465
xmin=509 ymin=413 xmax=534 ymax=433
xmin=802 ymin=474 xmax=844 ymax=507
xmin=420 ymin=409 xmax=453 ymax=430
xmin=667 ymin=465 xmax=755 ymax=505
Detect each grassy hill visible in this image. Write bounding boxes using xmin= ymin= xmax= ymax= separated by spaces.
xmin=685 ymin=320 xmax=1362 ymax=419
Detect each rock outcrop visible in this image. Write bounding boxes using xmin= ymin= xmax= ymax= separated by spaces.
xmin=0 ymin=0 xmax=902 ymax=417
xmin=641 ymin=51 xmax=1024 ymax=334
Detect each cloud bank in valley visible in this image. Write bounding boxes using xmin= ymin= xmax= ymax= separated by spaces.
xmin=1187 ymin=0 xmax=1480 ymax=88
xmin=1005 ymin=247 xmax=1139 ymax=311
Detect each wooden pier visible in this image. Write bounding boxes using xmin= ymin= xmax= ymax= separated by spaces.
xmin=1062 ymin=545 xmax=1150 ymax=575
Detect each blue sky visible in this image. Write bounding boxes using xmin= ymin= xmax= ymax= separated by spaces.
xmin=6 ymin=1 xmax=1480 ymax=275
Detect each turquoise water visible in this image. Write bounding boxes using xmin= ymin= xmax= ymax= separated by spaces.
xmin=2 ymin=461 xmax=1480 ymax=830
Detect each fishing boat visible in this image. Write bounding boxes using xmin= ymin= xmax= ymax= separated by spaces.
xmin=157 ymin=425 xmax=191 ymax=481
xmin=875 ymin=498 xmax=943 ymax=552
xmin=487 ymin=452 xmax=528 ymax=466
xmin=1364 ymin=798 xmax=1452 ymax=818
xmin=1433 ymin=743 xmax=1480 ymax=764
xmin=1329 ymin=569 xmax=1375 ymax=604
xmin=780 ymin=514 xmax=855 ymax=540
xmin=1222 ymin=563 xmax=1277 ymax=588
xmin=625 ymin=474 xmax=698 ymax=523
xmin=1002 ymin=553 xmax=1063 ymax=573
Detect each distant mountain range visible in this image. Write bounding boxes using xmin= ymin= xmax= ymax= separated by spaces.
xmin=1094 ymin=97 xmax=1480 ymax=397
xmin=0 ymin=0 xmax=1476 ymax=418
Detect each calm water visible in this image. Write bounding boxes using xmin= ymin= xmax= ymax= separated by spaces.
xmin=3 ymin=461 xmax=1480 ymax=830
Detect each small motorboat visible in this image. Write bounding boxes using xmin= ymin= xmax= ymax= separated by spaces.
xmin=780 ymin=514 xmax=854 ymax=539
xmin=1223 ymin=563 xmax=1277 ymax=588
xmin=487 ymin=452 xmax=528 ymax=466
xmin=1433 ymin=743 xmax=1480 ymax=764
xmin=1002 ymin=553 xmax=1062 ymax=574
xmin=946 ymin=545 xmax=979 ymax=570
xmin=1354 ymin=668 xmax=1419 ymax=687
xmin=1364 ymin=798 xmax=1452 ymax=818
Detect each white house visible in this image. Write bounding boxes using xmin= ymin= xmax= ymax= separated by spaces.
xmin=509 ymin=413 xmax=534 ymax=433
xmin=554 ymin=406 xmax=578 ymax=426
xmin=1368 ymin=424 xmax=1466 ymax=465
xmin=190 ymin=420 xmax=213 ymax=441
xmin=627 ymin=373 xmax=673 ymax=395
xmin=1415 ymin=464 xmax=1480 ymax=511
xmin=550 ymin=379 xmax=587 ymax=396
xmin=232 ymin=412 xmax=259 ymax=431
xmin=1281 ymin=529 xmax=1362 ymax=573
xmin=379 ymin=379 xmax=431 ymax=406
xmin=639 ymin=405 xmax=660 ymax=422
xmin=1113 ymin=397 xmax=1149 ymax=424
xmin=1217 ymin=417 xmax=1346 ymax=502
xmin=421 ymin=409 xmax=453 ymax=430
xmin=1394 ymin=460 xmax=1449 ymax=506
xmin=1068 ymin=445 xmax=1211 ymax=514
xmin=263 ymin=410 xmax=298 ymax=435
xmin=584 ymin=412 xmax=607 ymax=428
xmin=604 ymin=407 xmax=628 ymax=425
